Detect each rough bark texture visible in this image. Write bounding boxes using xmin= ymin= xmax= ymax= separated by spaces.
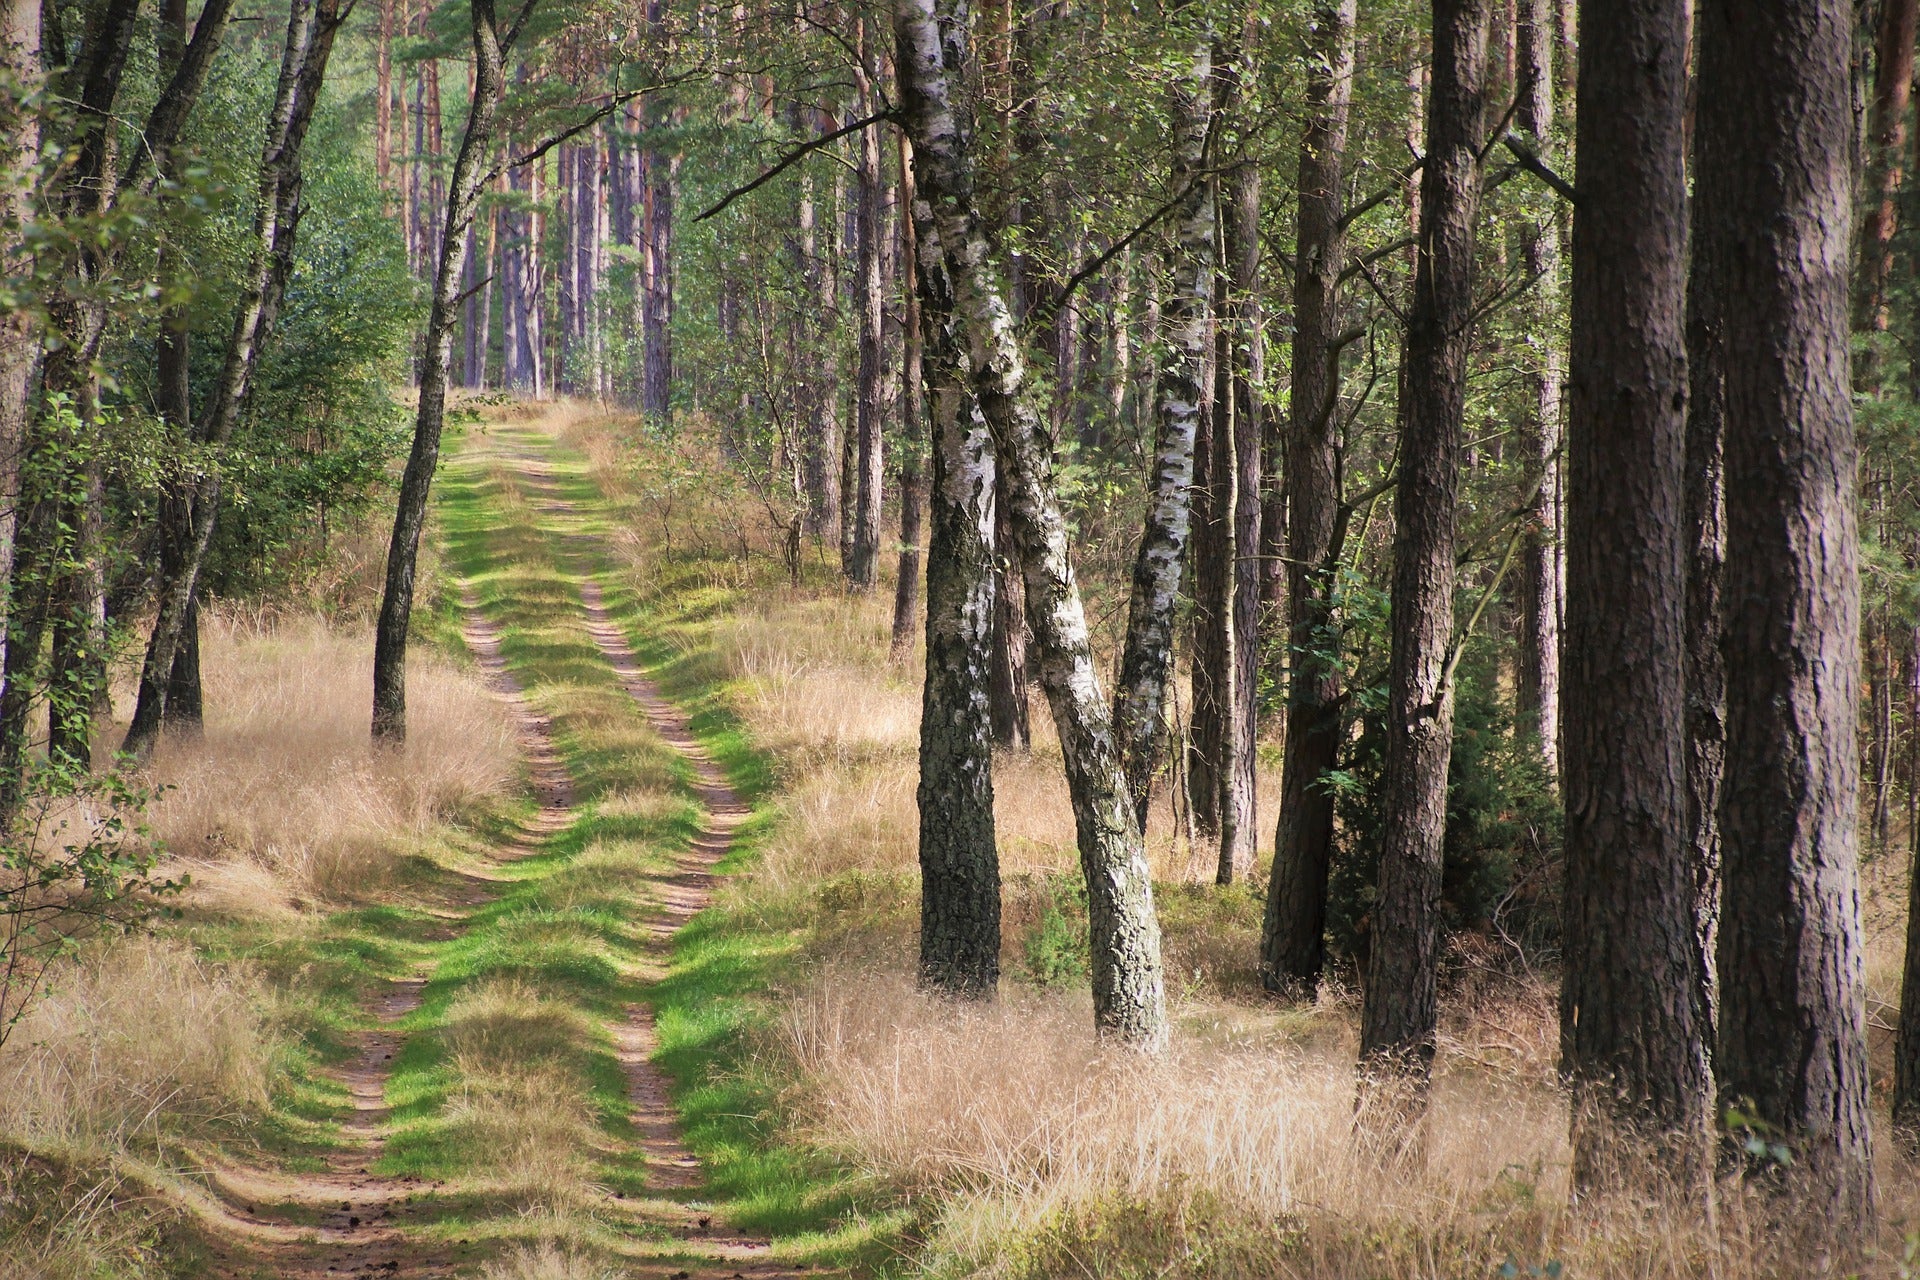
xmin=125 ymin=0 xmax=340 ymax=762
xmin=371 ymin=0 xmax=507 ymax=743
xmin=897 ymin=0 xmax=1167 ymax=1046
xmin=1683 ymin=33 xmax=1729 ymax=1060
xmin=1703 ymin=0 xmax=1875 ymax=1228
xmin=1512 ymin=0 xmax=1561 ymax=771
xmin=1358 ymin=0 xmax=1486 ymax=1090
xmin=1262 ymin=0 xmax=1356 ymax=992
xmin=799 ymin=155 xmax=843 ymax=537
xmin=1559 ymin=0 xmax=1711 ymax=1183
xmin=911 ymin=162 xmax=1000 ymax=993
xmin=1114 ymin=29 xmax=1213 ymax=829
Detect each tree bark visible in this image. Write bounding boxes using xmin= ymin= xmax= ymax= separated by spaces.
xmin=1114 ymin=26 xmax=1213 ymax=830
xmin=1703 ymin=0 xmax=1874 ymax=1229
xmin=897 ymin=0 xmax=1167 ymax=1046
xmin=1511 ymin=0 xmax=1560 ymax=771
xmin=1559 ymin=0 xmax=1711 ymax=1186
xmin=911 ymin=140 xmax=1000 ymax=993
xmin=1262 ymin=0 xmax=1356 ymax=991
xmin=1358 ymin=0 xmax=1486 ymax=1103
xmin=371 ymin=0 xmax=510 ymax=744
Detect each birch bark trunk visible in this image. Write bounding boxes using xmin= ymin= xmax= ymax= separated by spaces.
xmin=1114 ymin=27 xmax=1213 ymax=829
xmin=896 ymin=0 xmax=1166 ymax=1045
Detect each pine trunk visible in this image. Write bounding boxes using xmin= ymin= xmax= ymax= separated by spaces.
xmin=1559 ymin=0 xmax=1711 ymax=1184
xmin=1263 ymin=0 xmax=1357 ymax=991
xmin=1358 ymin=0 xmax=1486 ymax=1102
xmin=1511 ymin=0 xmax=1561 ymax=771
xmin=1704 ymin=0 xmax=1875 ymax=1228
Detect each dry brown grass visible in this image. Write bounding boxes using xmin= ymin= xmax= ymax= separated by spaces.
xmin=116 ymin=607 xmax=516 ymax=911
xmin=0 ymin=935 xmax=274 ymax=1154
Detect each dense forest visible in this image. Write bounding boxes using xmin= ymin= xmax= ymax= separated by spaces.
xmin=2 ymin=0 xmax=1918 ymax=1275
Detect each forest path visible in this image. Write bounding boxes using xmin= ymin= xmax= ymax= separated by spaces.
xmin=198 ymin=423 xmax=814 ymax=1278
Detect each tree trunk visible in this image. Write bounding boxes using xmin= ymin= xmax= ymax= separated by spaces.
xmin=848 ymin=30 xmax=886 ymax=591
xmin=641 ymin=22 xmax=674 ymax=428
xmin=371 ymin=0 xmax=508 ymax=744
xmin=798 ymin=133 xmax=843 ymax=537
xmin=912 ymin=138 xmax=1000 ymax=993
xmin=1704 ymin=0 xmax=1874 ymax=1229
xmin=123 ymin=0 xmax=336 ymax=763
xmin=1114 ymin=27 xmax=1213 ymax=830
xmin=1214 ymin=33 xmax=1261 ymax=886
xmin=891 ymin=141 xmax=926 ymax=658
xmin=1559 ymin=0 xmax=1711 ymax=1186
xmin=897 ymin=0 xmax=1167 ymax=1046
xmin=1358 ymin=0 xmax=1486 ymax=1107
xmin=0 ymin=0 xmax=36 ymax=693
xmin=988 ymin=496 xmax=1031 ymax=748
xmin=1511 ymin=0 xmax=1561 ymax=771
xmin=1262 ymin=0 xmax=1357 ymax=992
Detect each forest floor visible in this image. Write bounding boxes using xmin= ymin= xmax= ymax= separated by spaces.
xmin=166 ymin=416 xmax=874 ymax=1277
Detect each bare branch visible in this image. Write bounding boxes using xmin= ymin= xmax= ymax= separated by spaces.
xmin=692 ymin=110 xmax=896 ymax=223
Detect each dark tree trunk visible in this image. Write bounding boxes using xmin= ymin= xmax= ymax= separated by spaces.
xmin=1703 ymin=0 xmax=1875 ymax=1229
xmin=1114 ymin=28 xmax=1213 ymax=829
xmin=988 ymin=496 xmax=1030 ymax=748
xmin=1190 ymin=312 xmax=1225 ymax=847
xmin=1358 ymin=0 xmax=1486 ymax=1105
xmin=1511 ymin=0 xmax=1561 ymax=770
xmin=1559 ymin=0 xmax=1711 ymax=1186
xmin=897 ymin=0 xmax=1167 ymax=1046
xmin=1262 ymin=0 xmax=1356 ymax=992
xmin=371 ymin=0 xmax=508 ymax=743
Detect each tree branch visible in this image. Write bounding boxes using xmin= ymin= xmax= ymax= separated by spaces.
xmin=692 ymin=110 xmax=897 ymax=223
xmin=1502 ymin=134 xmax=1578 ymax=205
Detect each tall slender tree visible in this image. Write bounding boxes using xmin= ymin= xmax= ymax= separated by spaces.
xmin=1511 ymin=0 xmax=1560 ymax=771
xmin=372 ymin=0 xmax=517 ymax=743
xmin=1262 ymin=0 xmax=1357 ymax=992
xmin=1114 ymin=20 xmax=1213 ymax=829
xmin=1358 ymin=0 xmax=1486 ymax=1109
